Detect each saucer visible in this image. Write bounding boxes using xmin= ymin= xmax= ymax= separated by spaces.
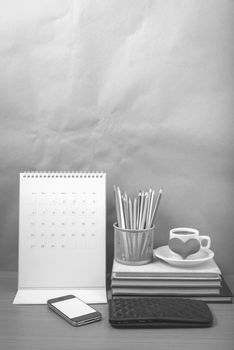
xmin=154 ymin=245 xmax=214 ymax=267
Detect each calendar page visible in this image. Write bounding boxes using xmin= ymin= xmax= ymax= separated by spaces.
xmin=14 ymin=172 xmax=106 ymax=304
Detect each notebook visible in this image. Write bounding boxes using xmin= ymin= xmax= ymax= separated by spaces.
xmin=111 ymin=277 xmax=233 ymax=303
xmin=111 ymin=287 xmax=220 ymax=295
xmin=112 ymin=258 xmax=221 ymax=279
xmin=13 ymin=172 xmax=107 ymax=304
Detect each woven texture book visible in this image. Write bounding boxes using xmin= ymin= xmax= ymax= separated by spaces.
xmin=13 ymin=172 xmax=107 ymax=304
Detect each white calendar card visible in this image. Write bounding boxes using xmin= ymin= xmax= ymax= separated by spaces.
xmin=13 ymin=172 xmax=107 ymax=304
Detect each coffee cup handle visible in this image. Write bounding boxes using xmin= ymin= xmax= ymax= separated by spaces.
xmin=199 ymin=236 xmax=211 ymax=249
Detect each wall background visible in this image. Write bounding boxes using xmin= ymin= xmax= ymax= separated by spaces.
xmin=0 ymin=0 xmax=233 ymax=275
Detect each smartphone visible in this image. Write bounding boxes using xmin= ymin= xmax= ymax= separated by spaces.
xmin=47 ymin=295 xmax=102 ymax=327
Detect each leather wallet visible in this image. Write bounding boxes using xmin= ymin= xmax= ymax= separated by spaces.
xmin=109 ymin=297 xmax=213 ymax=328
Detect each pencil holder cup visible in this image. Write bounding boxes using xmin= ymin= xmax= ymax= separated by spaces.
xmin=113 ymin=223 xmax=155 ymax=265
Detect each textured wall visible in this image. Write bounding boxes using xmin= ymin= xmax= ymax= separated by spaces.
xmin=0 ymin=0 xmax=233 ymax=275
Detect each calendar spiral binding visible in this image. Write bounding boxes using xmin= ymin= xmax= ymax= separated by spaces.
xmin=21 ymin=171 xmax=105 ymax=178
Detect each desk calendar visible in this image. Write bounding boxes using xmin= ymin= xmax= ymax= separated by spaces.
xmin=13 ymin=172 xmax=107 ymax=304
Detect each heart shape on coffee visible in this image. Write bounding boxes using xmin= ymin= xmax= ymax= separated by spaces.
xmin=169 ymin=238 xmax=200 ymax=259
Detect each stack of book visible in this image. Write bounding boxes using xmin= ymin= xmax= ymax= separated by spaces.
xmin=111 ymin=258 xmax=233 ymax=303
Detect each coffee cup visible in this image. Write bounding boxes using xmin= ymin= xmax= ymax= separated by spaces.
xmin=168 ymin=227 xmax=211 ymax=259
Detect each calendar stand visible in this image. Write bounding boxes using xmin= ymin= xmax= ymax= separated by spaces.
xmin=13 ymin=172 xmax=107 ymax=304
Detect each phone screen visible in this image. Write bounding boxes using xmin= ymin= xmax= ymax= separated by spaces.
xmin=52 ymin=297 xmax=96 ymax=319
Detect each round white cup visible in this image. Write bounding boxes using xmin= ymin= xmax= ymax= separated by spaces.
xmin=169 ymin=227 xmax=211 ymax=248
xmin=169 ymin=227 xmax=211 ymax=258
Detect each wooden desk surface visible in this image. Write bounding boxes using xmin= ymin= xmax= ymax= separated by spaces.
xmin=0 ymin=272 xmax=233 ymax=350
